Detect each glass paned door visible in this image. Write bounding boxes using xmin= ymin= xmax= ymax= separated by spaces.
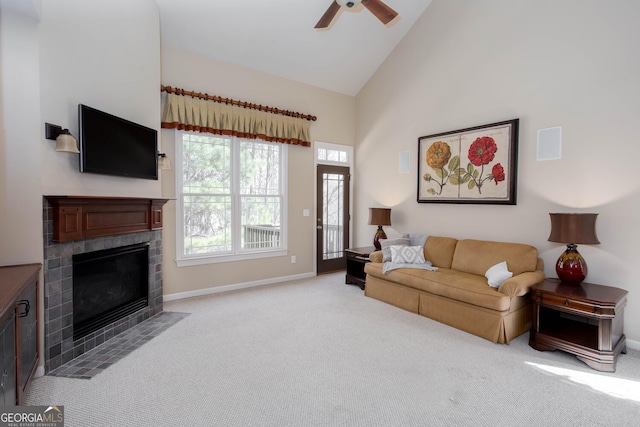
xmin=316 ymin=165 xmax=350 ymax=274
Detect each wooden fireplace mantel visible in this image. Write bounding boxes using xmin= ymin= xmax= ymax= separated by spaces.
xmin=45 ymin=196 xmax=170 ymax=242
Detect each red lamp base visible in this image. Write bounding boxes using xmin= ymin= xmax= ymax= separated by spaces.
xmin=373 ymin=226 xmax=387 ymax=250
xmin=556 ymin=244 xmax=587 ymax=285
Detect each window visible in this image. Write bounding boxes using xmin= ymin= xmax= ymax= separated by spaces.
xmin=315 ymin=141 xmax=352 ymax=166
xmin=317 ymin=147 xmax=348 ymax=163
xmin=176 ymin=132 xmax=287 ymax=266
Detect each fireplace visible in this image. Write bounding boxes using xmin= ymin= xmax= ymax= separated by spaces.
xmin=73 ymin=243 xmax=149 ymax=340
xmin=43 ymin=196 xmax=168 ymax=373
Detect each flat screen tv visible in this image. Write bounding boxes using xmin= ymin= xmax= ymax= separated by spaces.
xmin=79 ymin=104 xmax=158 ymax=180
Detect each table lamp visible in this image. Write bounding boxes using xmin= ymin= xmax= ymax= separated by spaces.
xmin=548 ymin=213 xmax=600 ymax=285
xmin=369 ymin=208 xmax=391 ymax=250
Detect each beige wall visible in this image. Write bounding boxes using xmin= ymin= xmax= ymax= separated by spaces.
xmin=0 ymin=0 xmax=161 ymax=372
xmin=1 ymin=0 xmax=161 ymax=268
xmin=0 ymin=3 xmax=43 ymax=265
xmin=354 ymin=0 xmax=640 ymax=342
xmin=39 ymin=0 xmax=161 ymax=199
xmin=160 ymin=46 xmax=355 ymax=297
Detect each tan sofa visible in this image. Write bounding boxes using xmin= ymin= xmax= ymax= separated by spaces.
xmin=364 ymin=236 xmax=545 ymax=344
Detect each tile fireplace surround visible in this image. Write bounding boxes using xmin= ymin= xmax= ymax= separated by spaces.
xmin=42 ymin=196 xmax=167 ymax=373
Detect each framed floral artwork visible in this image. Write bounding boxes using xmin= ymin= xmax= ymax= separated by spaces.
xmin=418 ymin=119 xmax=519 ymax=204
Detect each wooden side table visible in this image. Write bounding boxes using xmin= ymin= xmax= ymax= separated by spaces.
xmin=345 ymin=246 xmax=376 ymax=290
xmin=529 ymin=278 xmax=627 ymax=372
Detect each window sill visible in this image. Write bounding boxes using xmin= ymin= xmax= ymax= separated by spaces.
xmin=176 ymin=249 xmax=288 ymax=267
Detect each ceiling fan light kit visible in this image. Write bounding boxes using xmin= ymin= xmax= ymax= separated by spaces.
xmin=315 ymin=0 xmax=398 ymax=29
xmin=337 ymin=0 xmax=360 ymax=7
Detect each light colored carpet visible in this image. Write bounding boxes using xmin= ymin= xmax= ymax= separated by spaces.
xmin=25 ymin=273 xmax=640 ymax=426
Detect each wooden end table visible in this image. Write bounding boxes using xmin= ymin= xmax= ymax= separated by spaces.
xmin=345 ymin=246 xmax=376 ymax=290
xmin=529 ymin=278 xmax=628 ymax=372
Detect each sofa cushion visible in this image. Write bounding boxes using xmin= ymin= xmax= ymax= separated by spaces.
xmin=485 ymin=261 xmax=513 ymax=288
xmin=408 ymin=233 xmax=429 ymax=248
xmin=451 ymin=239 xmax=539 ymax=276
xmin=390 ymin=245 xmax=426 ymax=264
xmin=380 ymin=237 xmax=410 ymax=262
xmin=424 ymin=236 xmax=458 ymax=268
xmin=365 ymin=263 xmax=512 ymax=312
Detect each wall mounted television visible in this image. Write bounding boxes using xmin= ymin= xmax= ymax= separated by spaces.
xmin=79 ymin=104 xmax=158 ymax=180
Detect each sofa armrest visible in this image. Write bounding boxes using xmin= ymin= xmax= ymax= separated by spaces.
xmin=369 ymin=250 xmax=383 ymax=263
xmin=498 ymin=271 xmax=546 ymax=297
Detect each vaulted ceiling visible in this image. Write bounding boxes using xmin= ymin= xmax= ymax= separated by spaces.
xmin=155 ymin=0 xmax=433 ymax=96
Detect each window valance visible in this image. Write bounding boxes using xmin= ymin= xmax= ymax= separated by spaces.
xmin=161 ymin=91 xmax=313 ymax=147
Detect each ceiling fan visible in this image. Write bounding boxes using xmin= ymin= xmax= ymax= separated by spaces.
xmin=315 ymin=0 xmax=398 ymax=29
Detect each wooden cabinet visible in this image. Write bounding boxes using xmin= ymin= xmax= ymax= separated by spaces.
xmin=345 ymin=246 xmax=375 ymax=290
xmin=17 ymin=284 xmax=38 ymax=397
xmin=0 ymin=264 xmax=41 ymax=405
xmin=0 ymin=312 xmax=17 ymax=406
xmin=529 ymin=278 xmax=627 ymax=372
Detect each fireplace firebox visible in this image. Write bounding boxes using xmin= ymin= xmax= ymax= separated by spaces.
xmin=73 ymin=243 xmax=149 ymax=340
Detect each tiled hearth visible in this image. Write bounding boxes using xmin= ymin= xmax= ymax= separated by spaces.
xmin=48 ymin=311 xmax=188 ymax=379
xmin=42 ymin=198 xmax=164 ymax=373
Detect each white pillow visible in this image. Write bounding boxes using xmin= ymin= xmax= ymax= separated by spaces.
xmin=380 ymin=237 xmax=410 ymax=262
xmin=485 ymin=261 xmax=513 ymax=288
xmin=390 ymin=245 xmax=426 ymax=264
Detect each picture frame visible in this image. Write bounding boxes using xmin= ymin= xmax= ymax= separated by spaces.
xmin=417 ymin=119 xmax=519 ymax=205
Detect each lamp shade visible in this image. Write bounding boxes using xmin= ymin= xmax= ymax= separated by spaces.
xmin=55 ymin=132 xmax=80 ymax=153
xmin=158 ymin=153 xmax=172 ymax=170
xmin=368 ymin=208 xmax=391 ymax=226
xmin=548 ymin=213 xmax=600 ymax=244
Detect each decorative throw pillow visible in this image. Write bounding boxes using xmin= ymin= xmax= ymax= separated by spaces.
xmin=408 ymin=234 xmax=429 ymax=248
xmin=380 ymin=237 xmax=410 ymax=262
xmin=485 ymin=261 xmax=513 ymax=288
xmin=390 ymin=245 xmax=426 ymax=264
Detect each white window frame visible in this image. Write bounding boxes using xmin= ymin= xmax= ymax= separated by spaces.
xmin=175 ymin=131 xmax=288 ymax=267
xmin=315 ymin=141 xmax=353 ymax=167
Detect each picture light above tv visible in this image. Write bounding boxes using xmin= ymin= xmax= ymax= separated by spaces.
xmin=79 ymin=104 xmax=158 ymax=180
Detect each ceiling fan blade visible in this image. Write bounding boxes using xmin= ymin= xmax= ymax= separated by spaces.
xmin=362 ymin=0 xmax=398 ymax=25
xmin=315 ymin=1 xmax=342 ymax=29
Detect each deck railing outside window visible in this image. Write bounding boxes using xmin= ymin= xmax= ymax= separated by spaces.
xmin=244 ymin=224 xmax=281 ymax=249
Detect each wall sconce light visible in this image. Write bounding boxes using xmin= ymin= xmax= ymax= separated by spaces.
xmin=45 ymin=123 xmax=80 ymax=153
xmin=158 ymin=152 xmax=172 ymax=170
xmin=368 ymin=207 xmax=391 ymax=250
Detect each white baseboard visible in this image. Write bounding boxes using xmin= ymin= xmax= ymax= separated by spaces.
xmin=34 ymin=365 xmax=45 ymax=379
xmin=626 ymin=338 xmax=640 ymax=351
xmin=163 ymin=272 xmax=316 ymax=302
